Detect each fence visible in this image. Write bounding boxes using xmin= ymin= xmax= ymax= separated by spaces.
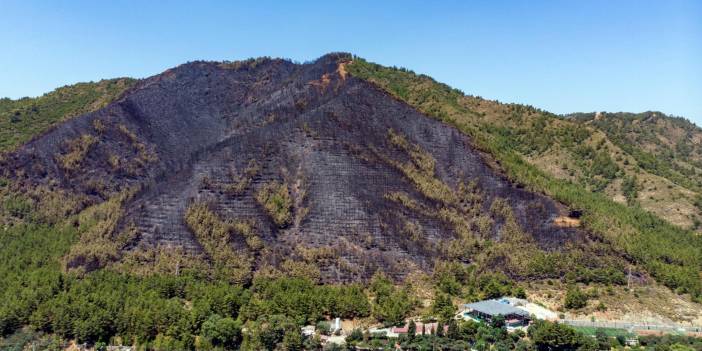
xmin=561 ymin=319 xmax=702 ymax=334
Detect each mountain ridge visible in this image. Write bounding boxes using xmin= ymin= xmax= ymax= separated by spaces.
xmin=0 ymin=53 xmax=700 ymax=297
xmin=2 ymin=53 xmax=610 ymax=285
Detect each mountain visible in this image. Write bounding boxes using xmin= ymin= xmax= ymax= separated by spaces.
xmin=1 ymin=53 xmax=701 ymax=347
xmin=1 ymin=53 xmax=606 ymax=284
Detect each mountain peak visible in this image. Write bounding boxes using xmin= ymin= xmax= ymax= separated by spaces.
xmin=2 ymin=55 xmax=593 ymax=283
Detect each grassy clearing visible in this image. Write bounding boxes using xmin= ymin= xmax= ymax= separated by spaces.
xmin=572 ymin=326 xmax=633 ymax=337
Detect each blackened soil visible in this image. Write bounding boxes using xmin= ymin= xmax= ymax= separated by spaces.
xmin=3 ymin=53 xmax=588 ymax=282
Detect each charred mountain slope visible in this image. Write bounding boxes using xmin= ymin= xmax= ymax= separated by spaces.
xmin=2 ymin=53 xmax=616 ymax=283
xmin=347 ymin=58 xmax=702 ymax=298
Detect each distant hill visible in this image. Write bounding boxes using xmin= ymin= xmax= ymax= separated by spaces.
xmin=568 ymin=111 xmax=702 ymax=223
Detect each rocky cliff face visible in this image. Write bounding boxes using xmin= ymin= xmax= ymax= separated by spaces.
xmin=2 ymin=53 xmax=594 ymax=282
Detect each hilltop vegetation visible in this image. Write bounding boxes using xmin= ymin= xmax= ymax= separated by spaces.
xmin=0 ymin=78 xmax=135 ymax=153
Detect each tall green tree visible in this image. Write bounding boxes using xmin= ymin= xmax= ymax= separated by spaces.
xmin=407 ymin=320 xmax=416 ymax=341
xmin=431 ymin=293 xmax=456 ymax=322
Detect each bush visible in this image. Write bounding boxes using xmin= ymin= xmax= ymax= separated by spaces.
xmin=316 ymin=321 xmax=331 ymax=336
xmin=528 ymin=320 xmax=594 ymax=351
xmin=201 ymin=314 xmax=242 ymax=349
xmin=347 ymin=328 xmax=363 ymax=343
xmin=564 ymin=286 xmax=588 ymax=310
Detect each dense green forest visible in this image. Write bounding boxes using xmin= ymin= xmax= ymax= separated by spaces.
xmin=0 ymin=200 xmax=656 ymax=350
xmin=0 ymin=218 xmax=596 ymax=350
xmin=0 ymin=199 xmax=519 ymax=349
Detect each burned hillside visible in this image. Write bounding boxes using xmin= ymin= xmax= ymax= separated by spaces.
xmin=1 ymin=53 xmax=622 ymax=283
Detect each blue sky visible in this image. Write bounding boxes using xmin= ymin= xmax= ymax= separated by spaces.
xmin=1 ymin=1 xmax=701 ymax=123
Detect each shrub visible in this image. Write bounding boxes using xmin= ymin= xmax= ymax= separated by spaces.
xmin=564 ymin=286 xmax=588 ymax=310
xmin=200 ymin=314 xmax=242 ymax=349
xmin=316 ymin=321 xmax=331 ymax=335
xmin=58 ymin=134 xmax=97 ymax=170
xmin=528 ymin=320 xmax=594 ymax=351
